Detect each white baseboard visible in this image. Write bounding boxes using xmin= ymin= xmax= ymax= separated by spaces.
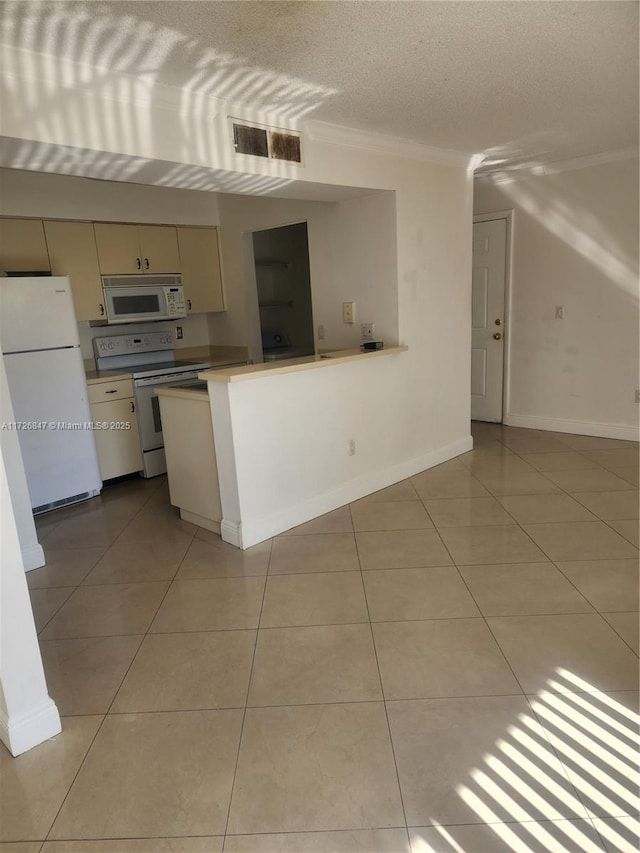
xmin=220 ymin=519 xmax=243 ymax=548
xmin=236 ymin=435 xmax=473 ymax=549
xmin=504 ymin=413 xmax=639 ymax=442
xmin=180 ymin=509 xmax=220 ymax=535
xmin=22 ymin=543 xmax=45 ymax=572
xmin=0 ymin=697 xmax=61 ymax=757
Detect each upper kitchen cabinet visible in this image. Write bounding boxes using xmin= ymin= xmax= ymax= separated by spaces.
xmin=94 ymin=223 xmax=181 ymax=275
xmin=0 ymin=218 xmax=50 ymax=271
xmin=44 ymin=220 xmax=105 ymax=322
xmin=177 ymin=226 xmax=225 ymax=313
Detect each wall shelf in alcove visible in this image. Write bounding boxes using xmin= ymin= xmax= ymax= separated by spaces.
xmin=259 ymin=300 xmax=294 ymax=308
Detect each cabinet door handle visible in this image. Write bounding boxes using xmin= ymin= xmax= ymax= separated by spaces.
xmin=136 ymin=257 xmax=142 ymax=270
xmin=99 ymin=303 xmax=105 ymax=316
xmin=144 ymin=257 xmax=150 ymax=270
xmin=187 ymin=299 xmax=192 ymax=310
xmin=130 ymin=401 xmax=135 ymax=413
xmin=105 ymin=389 xmax=118 ymax=394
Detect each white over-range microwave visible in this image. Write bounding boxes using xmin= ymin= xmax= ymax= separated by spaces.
xmin=100 ymin=274 xmax=186 ymax=324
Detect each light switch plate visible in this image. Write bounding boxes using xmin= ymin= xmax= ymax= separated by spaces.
xmin=343 ymin=302 xmax=355 ymax=324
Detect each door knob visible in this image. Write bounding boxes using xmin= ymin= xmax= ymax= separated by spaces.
xmin=493 ymin=332 xmax=503 ymax=340
xmin=495 ymin=318 xmax=502 ymax=326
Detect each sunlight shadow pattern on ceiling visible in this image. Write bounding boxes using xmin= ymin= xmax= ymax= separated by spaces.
xmin=0 ymin=1 xmax=338 ymax=193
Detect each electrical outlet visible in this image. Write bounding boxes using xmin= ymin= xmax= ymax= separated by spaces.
xmin=555 ymin=306 xmax=564 ymax=320
xmin=176 ymin=326 xmax=183 ymax=340
xmin=343 ymin=301 xmax=355 ymax=324
xmin=318 ymin=324 xmax=325 ymax=340
xmin=635 ymin=390 xmax=640 ymax=404
xmin=361 ymin=323 xmax=374 ymax=340
xmin=348 ymin=439 xmax=356 ymax=456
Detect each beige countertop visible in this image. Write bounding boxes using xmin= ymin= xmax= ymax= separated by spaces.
xmin=156 ymin=385 xmax=209 ymax=401
xmin=85 ymin=369 xmax=133 ymax=384
xmin=177 ymin=345 xmax=249 ymax=365
xmin=199 ymin=345 xmax=408 ymax=384
xmin=85 ymin=345 xmax=249 ymax=385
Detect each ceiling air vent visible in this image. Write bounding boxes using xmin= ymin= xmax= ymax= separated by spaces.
xmin=233 ymin=123 xmax=269 ymax=158
xmin=269 ymin=130 xmax=301 ymax=163
xmin=232 ymin=121 xmax=302 ymax=164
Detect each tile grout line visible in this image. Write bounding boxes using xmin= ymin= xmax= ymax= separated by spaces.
xmin=401 ymin=477 xmax=604 ymax=835
xmin=470 ymin=426 xmax=637 ymax=831
xmin=425 ymin=512 xmax=530 ymax=700
xmin=40 ymin=486 xmax=196 ymax=844
xmin=23 ymin=434 xmax=638 ymax=846
xmin=34 ymin=482 xmax=171 ymax=635
xmin=350 ymin=500 xmax=413 ymax=846
xmin=220 ymin=535 xmax=273 ymax=849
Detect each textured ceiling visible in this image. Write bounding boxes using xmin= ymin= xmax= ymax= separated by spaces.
xmin=1 ymin=0 xmax=638 ymax=172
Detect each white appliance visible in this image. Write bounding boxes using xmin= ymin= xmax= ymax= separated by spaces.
xmin=261 ymin=330 xmax=314 ymax=361
xmin=100 ymin=274 xmax=186 ymax=324
xmin=0 ymin=276 xmax=102 ymax=513
xmin=94 ymin=331 xmax=213 ymax=478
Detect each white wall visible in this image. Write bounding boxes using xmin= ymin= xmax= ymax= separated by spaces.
xmin=310 ymin=191 xmax=398 ymax=350
xmin=209 ymin=354 xmax=471 ymax=548
xmin=214 ymin=190 xmax=399 ymax=361
xmin=0 ymin=168 xmax=221 ymax=225
xmin=474 ymin=157 xmax=639 ymax=438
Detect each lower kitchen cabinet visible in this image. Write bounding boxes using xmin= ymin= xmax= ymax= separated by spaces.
xmin=88 ymin=379 xmax=143 ymax=481
xmin=157 ymin=386 xmax=222 ymax=533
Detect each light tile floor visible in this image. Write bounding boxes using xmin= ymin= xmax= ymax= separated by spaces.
xmin=2 ymin=423 xmax=639 ymax=852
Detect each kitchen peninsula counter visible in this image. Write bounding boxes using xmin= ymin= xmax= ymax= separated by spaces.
xmin=190 ymin=344 xmax=411 ymax=550
xmin=198 ymin=345 xmax=408 ymax=384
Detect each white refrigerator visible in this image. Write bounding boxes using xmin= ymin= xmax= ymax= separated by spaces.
xmin=0 ymin=276 xmax=101 ymax=512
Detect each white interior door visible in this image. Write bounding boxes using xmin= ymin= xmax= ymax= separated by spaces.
xmin=471 ymin=218 xmax=507 ymax=422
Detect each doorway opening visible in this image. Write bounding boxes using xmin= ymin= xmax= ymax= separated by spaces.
xmin=252 ymin=222 xmax=315 ymax=362
xmin=471 ymin=212 xmax=512 ymax=423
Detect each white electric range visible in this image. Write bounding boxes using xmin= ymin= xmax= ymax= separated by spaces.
xmin=94 ymin=331 xmax=211 ymax=477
